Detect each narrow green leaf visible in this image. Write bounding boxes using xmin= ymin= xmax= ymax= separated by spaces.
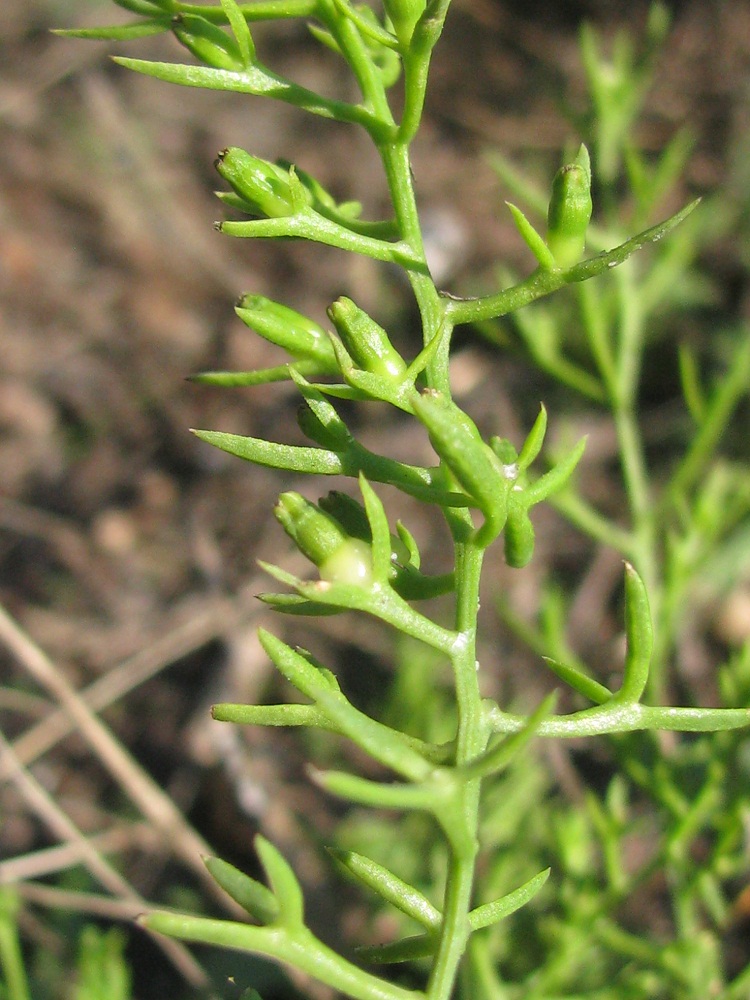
xmin=212 ymin=702 xmax=330 ymax=728
xmin=329 ymin=849 xmax=440 ymax=930
xmin=191 ymin=429 xmax=344 ymax=475
xmin=395 ymin=521 xmax=420 ymax=569
xmin=204 ymin=856 xmax=279 ymax=924
xmin=195 ymin=426 xmax=462 ymax=507
xmin=113 ymin=0 xmax=166 ymax=14
xmin=220 ymin=0 xmax=256 ymax=65
xmin=358 ymin=476 xmax=392 ymax=582
xmin=112 ymin=57 xmax=386 ymax=134
xmin=524 ymin=436 xmax=587 ymax=506
xmin=258 ymin=629 xmax=336 ymax=701
xmin=642 ymin=706 xmax=750 ymax=732
xmin=567 ymin=199 xmax=701 ymax=281
xmin=257 ymin=592 xmax=345 ymax=615
xmin=188 ymin=363 xmax=308 ymax=386
xmin=312 ymin=688 xmax=434 ymax=783
xmin=516 ymin=404 xmax=548 ymax=471
xmin=310 ymin=768 xmax=442 ymax=811
xmin=507 ymin=202 xmax=557 ymax=270
xmin=254 ymin=836 xmax=304 ymax=928
xmin=357 ymin=933 xmax=437 ymax=964
xmin=141 ymin=911 xmax=421 ymax=1000
xmin=468 ymin=868 xmax=550 ymax=931
xmin=616 ymin=562 xmax=653 ymax=703
xmin=542 ymin=657 xmax=612 ymax=705
xmin=259 ymin=630 xmax=432 ymax=780
xmin=55 ymin=19 xmax=171 ymax=40
xmin=257 ymin=561 xmax=303 ymax=589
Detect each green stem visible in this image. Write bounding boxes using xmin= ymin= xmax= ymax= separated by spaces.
xmin=427 ymin=541 xmax=489 ymax=1000
xmin=178 ymin=1 xmax=317 ymax=19
xmin=144 ymin=913 xmax=423 ymax=1000
xmin=319 ymin=0 xmax=393 ymax=124
xmin=379 ymin=141 xmax=451 ymax=391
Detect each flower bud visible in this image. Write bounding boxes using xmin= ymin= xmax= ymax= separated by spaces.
xmin=171 ymin=14 xmax=244 ymax=71
xmin=215 ymin=148 xmax=306 ymax=219
xmin=235 ymin=295 xmax=337 ymax=370
xmin=546 ymin=145 xmax=593 ymax=269
xmin=274 ymin=492 xmax=372 ymax=586
xmin=327 ymin=297 xmax=406 ymax=380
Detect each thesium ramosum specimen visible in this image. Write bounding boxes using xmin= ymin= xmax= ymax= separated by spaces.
xmin=53 ymin=2 xmax=750 ymax=998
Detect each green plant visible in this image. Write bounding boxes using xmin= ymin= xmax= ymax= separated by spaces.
xmin=0 ymin=887 xmax=131 ymax=1000
xmin=58 ymin=2 xmax=750 ymax=998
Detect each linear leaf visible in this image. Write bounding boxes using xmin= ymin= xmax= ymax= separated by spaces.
xmin=112 ymin=57 xmax=385 ymax=133
xmin=330 ymin=850 xmax=440 ymax=930
xmin=54 ymin=19 xmax=171 ymax=40
xmin=204 ymin=857 xmax=279 ymax=924
xmin=468 ymin=868 xmax=551 ymax=931
xmin=191 ymin=429 xmax=344 ymax=475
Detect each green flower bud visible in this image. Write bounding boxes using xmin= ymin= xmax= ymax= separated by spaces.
xmin=171 ymin=14 xmax=244 ymax=71
xmin=546 ymin=145 xmax=593 ymax=269
xmin=274 ymin=492 xmax=372 ymax=586
xmin=412 ymin=389 xmax=511 ymax=546
xmin=235 ymin=294 xmax=337 ymax=370
xmin=327 ymin=297 xmax=407 ymax=380
xmin=275 ymin=492 xmax=347 ymax=566
xmin=215 ymin=148 xmax=306 ymax=219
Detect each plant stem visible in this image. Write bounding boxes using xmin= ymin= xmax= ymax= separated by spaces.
xmin=428 ymin=540 xmax=489 ymax=1000
xmin=379 ymin=141 xmax=451 ymax=393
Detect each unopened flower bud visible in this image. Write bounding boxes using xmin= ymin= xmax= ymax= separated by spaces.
xmin=215 ymin=148 xmax=306 ymax=219
xmin=546 ymin=145 xmax=593 ymax=269
xmin=328 ymin=298 xmax=406 ymax=380
xmin=274 ymin=492 xmax=372 ymax=586
xmin=235 ymin=295 xmax=337 ymax=370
